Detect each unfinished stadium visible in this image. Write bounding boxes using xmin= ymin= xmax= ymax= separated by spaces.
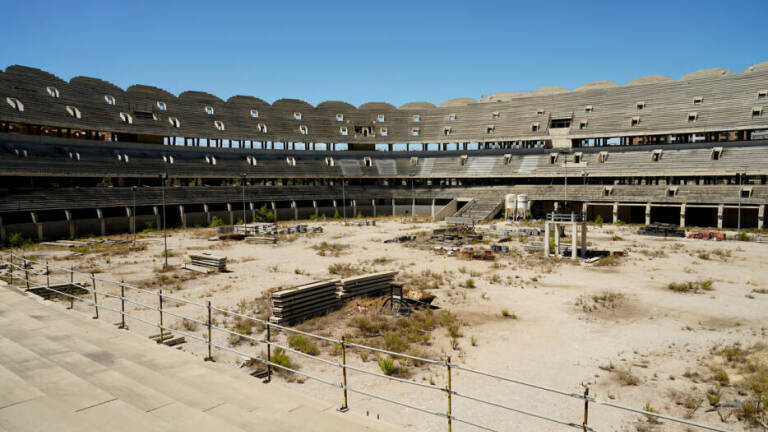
xmin=2 ymin=63 xmax=768 ymax=432
xmin=1 ymin=63 xmax=768 ymax=240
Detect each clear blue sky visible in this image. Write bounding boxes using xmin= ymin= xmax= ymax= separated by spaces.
xmin=3 ymin=0 xmax=767 ymax=107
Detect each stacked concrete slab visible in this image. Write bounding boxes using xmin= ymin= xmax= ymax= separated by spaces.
xmin=188 ymin=253 xmax=227 ymax=271
xmin=269 ymin=279 xmax=340 ymax=325
xmin=337 ymin=272 xmax=397 ymax=300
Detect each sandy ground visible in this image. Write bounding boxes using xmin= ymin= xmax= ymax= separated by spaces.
xmin=9 ymin=218 xmax=768 ymax=432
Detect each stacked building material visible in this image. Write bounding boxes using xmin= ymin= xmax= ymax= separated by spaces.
xmin=188 ymin=253 xmax=227 ymax=271
xmin=269 ymin=279 xmax=341 ymax=325
xmin=337 ymin=272 xmax=397 ymax=300
xmin=637 ymin=223 xmax=685 ymax=238
xmin=235 ymin=223 xmax=278 ymax=236
xmin=757 ymin=235 xmax=768 ymax=244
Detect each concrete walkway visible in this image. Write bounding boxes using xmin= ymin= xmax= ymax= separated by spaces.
xmin=0 ymin=284 xmax=402 ymax=432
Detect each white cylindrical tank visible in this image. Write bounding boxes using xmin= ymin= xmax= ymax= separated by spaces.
xmin=504 ymin=194 xmax=516 ymax=219
xmin=516 ymin=194 xmax=528 ymax=220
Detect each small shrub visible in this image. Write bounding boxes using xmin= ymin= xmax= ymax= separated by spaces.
xmin=470 ymin=336 xmax=478 ymax=347
xmin=288 ymin=334 xmax=320 ymax=356
xmin=378 ymin=356 xmax=398 ymax=376
xmin=182 ymin=318 xmax=198 ymax=331
xmin=594 ymin=215 xmax=604 ymax=226
xmin=617 ymin=368 xmax=640 ymax=386
xmin=501 ymin=308 xmax=517 ymax=319
xmin=668 ymin=280 xmax=714 ymax=294
xmin=463 ymin=278 xmax=476 ymax=289
xmin=90 ymin=268 xmax=103 ymax=274
xmin=272 ymin=348 xmax=292 ymax=371
xmin=712 ymin=368 xmax=730 ymax=386
xmin=209 ymin=216 xmax=225 ymax=228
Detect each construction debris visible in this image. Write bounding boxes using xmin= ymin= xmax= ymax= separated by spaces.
xmin=245 ymin=236 xmax=278 ymax=244
xmin=637 ymin=222 xmax=685 ymax=238
xmin=188 ymin=253 xmax=227 ymax=271
xmin=384 ymin=235 xmax=415 ymax=243
xmin=235 ymin=223 xmax=278 ymax=236
xmin=758 ymin=235 xmax=768 ymax=244
xmin=688 ymin=231 xmax=726 ymax=241
xmin=354 ymin=220 xmax=376 ymax=227
xmin=148 ymin=330 xmax=186 ymax=346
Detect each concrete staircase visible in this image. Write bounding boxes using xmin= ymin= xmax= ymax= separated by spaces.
xmin=452 ymin=198 xmax=504 ymax=222
xmin=0 ymin=285 xmax=401 ymax=432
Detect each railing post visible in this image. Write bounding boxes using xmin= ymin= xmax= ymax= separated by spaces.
xmin=24 ymin=259 xmax=30 ymax=291
xmin=119 ymin=279 xmax=126 ymax=329
xmin=204 ymin=301 xmax=213 ymax=362
xmin=446 ymin=356 xmax=452 ymax=432
xmin=262 ymin=322 xmax=271 ymax=381
xmin=158 ymin=289 xmax=164 ymax=344
xmin=91 ymin=274 xmax=99 ymax=319
xmin=338 ymin=336 xmax=349 ymax=412
xmin=9 ymin=254 xmax=14 ymax=286
xmin=583 ymin=386 xmax=590 ymax=432
xmin=70 ymin=264 xmax=73 ymax=284
xmin=46 ymin=260 xmax=49 ymax=290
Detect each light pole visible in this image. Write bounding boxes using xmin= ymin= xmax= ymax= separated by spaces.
xmin=410 ymin=174 xmax=415 ymax=219
xmin=160 ymin=172 xmax=168 ymax=269
xmin=131 ymin=185 xmax=137 ymax=246
xmin=581 ymin=171 xmax=588 ymax=220
xmin=240 ymin=173 xmax=247 ymax=226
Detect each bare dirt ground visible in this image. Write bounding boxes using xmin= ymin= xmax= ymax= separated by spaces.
xmin=8 ymin=218 xmax=768 ymax=432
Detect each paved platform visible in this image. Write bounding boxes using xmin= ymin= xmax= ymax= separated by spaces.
xmin=0 ymin=284 xmax=402 ymax=432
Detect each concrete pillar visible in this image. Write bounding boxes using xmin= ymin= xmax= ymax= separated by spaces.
xmin=580 ymin=223 xmax=587 ymax=258
xmin=553 ymin=202 xmax=559 ymax=213
xmin=372 ymin=199 xmax=376 ymax=218
xmin=554 ymin=223 xmax=560 ymax=256
xmin=0 ymin=216 xmax=5 ymax=244
xmin=203 ymin=204 xmax=210 ymax=226
xmin=249 ymin=202 xmax=256 ymax=223
xmin=352 ymin=200 xmax=357 ymax=218
xmin=411 ymin=196 xmax=416 ymax=216
xmin=759 ymin=205 xmax=765 ymax=230
xmin=431 ymin=199 xmax=436 ymax=218
xmin=95 ymin=209 xmax=105 ymax=237
xmin=717 ymin=204 xmax=724 ymax=229
xmin=332 ymin=200 xmax=338 ymax=217
xmin=226 ymin=203 xmax=234 ymax=225
xmin=179 ymin=205 xmax=187 ymax=228
xmin=312 ymin=200 xmax=318 ymax=217
xmin=64 ymin=210 xmax=75 ymax=239
xmin=544 ymin=222 xmax=550 ymax=256
xmin=582 ymin=202 xmax=588 ymax=221
xmin=679 ymin=203 xmax=686 ymax=228
xmin=392 ymin=199 xmax=396 ymax=216
xmin=291 ymin=200 xmax=298 ymax=221
xmin=612 ymin=202 xmax=619 ymax=224
xmin=645 ymin=203 xmax=651 ymax=226
xmin=153 ymin=206 xmax=161 ymax=230
xmin=270 ymin=201 xmax=277 ymax=222
xmin=571 ymin=221 xmax=578 ymax=259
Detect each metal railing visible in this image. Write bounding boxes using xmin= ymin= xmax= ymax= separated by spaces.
xmin=1 ymin=252 xmax=732 ymax=432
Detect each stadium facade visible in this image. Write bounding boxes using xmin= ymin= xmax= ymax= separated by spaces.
xmin=1 ymin=63 xmax=768 ymax=241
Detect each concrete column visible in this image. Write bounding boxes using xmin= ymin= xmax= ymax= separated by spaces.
xmin=392 ymin=199 xmax=396 ymax=216
xmin=312 ymin=200 xmax=318 ymax=217
xmin=179 ymin=205 xmax=187 ymax=228
xmin=612 ymin=202 xmax=619 ymax=224
xmin=332 ymin=200 xmax=338 ymax=217
xmin=679 ymin=203 xmax=686 ymax=228
xmin=64 ymin=210 xmax=75 ymax=239
xmin=352 ymin=200 xmax=357 ymax=218
xmin=431 ymin=199 xmax=436 ymax=218
xmin=554 ymin=223 xmax=560 ymax=256
xmin=411 ymin=196 xmax=416 ymax=216
xmin=95 ymin=209 xmax=105 ymax=237
xmin=759 ymin=205 xmax=765 ymax=230
xmin=0 ymin=216 xmax=5 ymax=244
xmin=580 ymin=223 xmax=587 ymax=258
xmin=544 ymin=222 xmax=550 ymax=256
xmin=153 ymin=206 xmax=161 ymax=230
xmin=203 ymin=204 xmax=210 ymax=226
xmin=226 ymin=203 xmax=234 ymax=225
xmin=645 ymin=203 xmax=651 ymax=226
xmin=553 ymin=202 xmax=559 ymax=213
xmin=249 ymin=202 xmax=256 ymax=223
xmin=571 ymin=221 xmax=578 ymax=259
xmin=371 ymin=199 xmax=376 ymax=218
xmin=582 ymin=202 xmax=588 ymax=221
xmin=717 ymin=204 xmax=724 ymax=229
xmin=270 ymin=201 xmax=277 ymax=222
xmin=291 ymin=200 xmax=298 ymax=221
